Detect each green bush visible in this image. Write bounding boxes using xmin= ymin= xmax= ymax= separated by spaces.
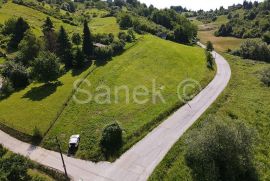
xmin=31 ymin=52 xmax=61 ymax=83
xmin=0 ymin=145 xmax=7 ymax=158
xmin=111 ymin=40 xmax=125 ymax=55
xmin=32 ymin=127 xmax=42 ymax=143
xmin=261 ymin=68 xmax=270 ymax=86
xmin=0 ymin=154 xmax=30 ymax=181
xmin=185 ymin=118 xmax=257 ymax=181
xmin=100 ymin=122 xmax=123 ymax=156
xmin=0 ymin=78 xmax=14 ymax=97
xmin=118 ymin=13 xmax=133 ymax=29
xmin=263 ymin=31 xmax=270 ymax=44
xmin=206 ymin=41 xmax=214 ymax=51
xmin=94 ymin=46 xmax=113 ymax=61
xmin=1 ymin=61 xmax=29 ymax=88
xmin=205 ymin=50 xmax=214 ymax=69
xmin=233 ymin=39 xmax=270 ymax=62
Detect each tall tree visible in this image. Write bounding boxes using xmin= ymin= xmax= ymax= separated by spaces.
xmin=82 ymin=20 xmax=93 ymax=57
xmin=42 ymin=17 xmax=57 ymax=53
xmin=8 ymin=17 xmax=29 ymax=50
xmin=42 ymin=17 xmax=54 ymax=33
xmin=73 ymin=48 xmax=85 ymax=69
xmin=32 ymin=51 xmax=60 ymax=83
xmin=57 ymin=26 xmax=73 ymax=68
xmin=72 ymin=33 xmax=81 ymax=46
xmin=17 ymin=29 xmax=41 ymax=66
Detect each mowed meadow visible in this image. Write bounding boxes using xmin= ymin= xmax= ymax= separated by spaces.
xmin=42 ymin=35 xmax=215 ymax=161
xmin=0 ymin=2 xmax=120 ymax=136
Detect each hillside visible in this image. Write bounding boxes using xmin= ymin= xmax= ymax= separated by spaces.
xmin=42 ymin=35 xmax=214 ymax=161
xmin=0 ymin=1 xmax=120 ymax=36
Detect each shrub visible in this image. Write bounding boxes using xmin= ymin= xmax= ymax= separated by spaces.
xmin=94 ymin=46 xmax=113 ymax=60
xmin=31 ymin=52 xmax=61 ymax=83
xmin=206 ymin=41 xmax=214 ymax=51
xmin=0 ymin=145 xmax=7 ymax=158
xmin=263 ymin=31 xmax=270 ymax=44
xmin=118 ymin=32 xmax=132 ymax=42
xmin=261 ymin=68 xmax=270 ymax=86
xmin=185 ymin=118 xmax=257 ymax=181
xmin=1 ymin=61 xmax=29 ymax=88
xmin=1 ymin=18 xmax=17 ymax=35
xmin=234 ymin=39 xmax=270 ymax=62
xmin=0 ymin=154 xmax=30 ymax=181
xmin=118 ymin=13 xmax=133 ymax=29
xmin=100 ymin=122 xmax=123 ymax=156
xmin=111 ymin=40 xmax=125 ymax=55
xmin=205 ymin=50 xmax=214 ymax=69
xmin=0 ymin=78 xmax=14 ymax=97
xmin=32 ymin=127 xmax=43 ymax=143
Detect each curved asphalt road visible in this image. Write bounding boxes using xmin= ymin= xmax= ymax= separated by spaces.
xmin=0 ymin=43 xmax=231 ymax=181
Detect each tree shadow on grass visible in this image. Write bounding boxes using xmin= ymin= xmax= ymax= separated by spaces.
xmin=22 ymin=81 xmax=63 ymax=101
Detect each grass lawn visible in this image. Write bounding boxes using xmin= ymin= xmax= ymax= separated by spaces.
xmin=0 ymin=67 xmax=94 ymax=135
xmin=149 ymin=55 xmax=270 ymax=181
xmin=42 ymin=35 xmax=215 ymax=161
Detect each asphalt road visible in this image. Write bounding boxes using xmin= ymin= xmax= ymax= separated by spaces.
xmin=0 ymin=43 xmax=231 ymax=181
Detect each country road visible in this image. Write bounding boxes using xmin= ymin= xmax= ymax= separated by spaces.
xmin=0 ymin=43 xmax=231 ymax=181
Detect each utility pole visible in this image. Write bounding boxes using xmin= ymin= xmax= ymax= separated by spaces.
xmin=55 ymin=136 xmax=68 ymax=179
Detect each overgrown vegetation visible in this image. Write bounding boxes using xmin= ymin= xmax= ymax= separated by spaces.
xmin=185 ymin=118 xmax=257 ymax=181
xmin=232 ymin=39 xmax=270 ymax=62
xmin=0 ymin=144 xmax=66 ymax=181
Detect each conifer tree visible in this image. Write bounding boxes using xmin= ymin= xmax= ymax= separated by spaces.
xmin=82 ymin=20 xmax=93 ymax=57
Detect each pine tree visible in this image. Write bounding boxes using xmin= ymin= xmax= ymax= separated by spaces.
xmin=73 ymin=48 xmax=85 ymax=69
xmin=57 ymin=26 xmax=73 ymax=68
xmin=42 ymin=17 xmax=54 ymax=33
xmin=8 ymin=17 xmax=29 ymax=50
xmin=82 ymin=20 xmax=93 ymax=57
xmin=43 ymin=17 xmax=57 ymax=53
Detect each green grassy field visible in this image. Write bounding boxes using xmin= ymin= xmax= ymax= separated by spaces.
xmin=0 ymin=2 xmax=80 ymax=36
xmin=0 ymin=2 xmax=120 ymax=36
xmin=0 ymin=67 xmax=94 ymax=135
xmin=90 ymin=17 xmax=120 ymax=36
xmin=149 ymin=54 xmax=270 ymax=181
xmin=42 ymin=35 xmax=215 ymax=161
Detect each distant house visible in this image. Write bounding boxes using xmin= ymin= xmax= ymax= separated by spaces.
xmin=94 ymin=43 xmax=107 ymax=48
